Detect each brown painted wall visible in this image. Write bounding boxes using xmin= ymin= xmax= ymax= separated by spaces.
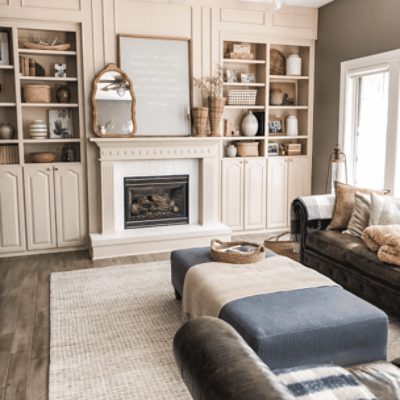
xmin=313 ymin=0 xmax=400 ymax=193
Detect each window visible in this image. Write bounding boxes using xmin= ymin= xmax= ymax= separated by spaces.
xmin=339 ymin=50 xmax=400 ymax=196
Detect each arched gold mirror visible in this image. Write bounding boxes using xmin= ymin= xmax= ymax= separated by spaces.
xmin=92 ymin=64 xmax=136 ymax=137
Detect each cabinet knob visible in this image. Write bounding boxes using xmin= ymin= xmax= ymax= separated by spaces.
xmin=46 ymin=168 xmax=51 ymax=171
xmin=54 ymin=167 xmax=59 ymax=171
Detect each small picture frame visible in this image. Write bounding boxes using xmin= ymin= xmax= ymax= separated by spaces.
xmin=268 ymin=143 xmax=280 ymax=156
xmin=268 ymin=118 xmax=284 ymax=134
xmin=49 ymin=109 xmax=74 ymax=139
xmin=0 ymin=32 xmax=10 ymax=65
xmin=225 ymin=69 xmax=237 ymax=83
xmin=240 ymin=73 xmax=255 ymax=84
xmin=54 ymin=63 xmax=67 ymax=78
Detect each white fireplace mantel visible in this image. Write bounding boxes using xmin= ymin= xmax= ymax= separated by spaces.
xmin=89 ymin=137 xmax=231 ymax=259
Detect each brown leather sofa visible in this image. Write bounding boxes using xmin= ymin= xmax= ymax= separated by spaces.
xmin=292 ymin=196 xmax=400 ymax=314
xmin=173 ymin=317 xmax=400 ymax=400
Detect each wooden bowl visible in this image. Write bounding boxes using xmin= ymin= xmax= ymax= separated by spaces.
xmin=22 ymin=41 xmax=71 ymax=51
xmin=31 ymin=152 xmax=57 ymax=163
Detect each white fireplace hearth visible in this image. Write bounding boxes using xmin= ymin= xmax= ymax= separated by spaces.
xmin=90 ymin=137 xmax=231 ymax=259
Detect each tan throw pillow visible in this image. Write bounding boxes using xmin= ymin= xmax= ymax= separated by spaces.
xmin=343 ymin=192 xmax=371 ymax=237
xmin=370 ymin=194 xmax=400 ymax=225
xmin=327 ymin=182 xmax=389 ymax=231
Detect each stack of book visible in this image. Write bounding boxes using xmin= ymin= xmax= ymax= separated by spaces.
xmin=0 ymin=145 xmax=19 ymax=164
xmin=20 ymin=57 xmax=36 ymax=76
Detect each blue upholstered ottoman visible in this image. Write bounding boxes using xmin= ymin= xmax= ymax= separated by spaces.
xmin=171 ymin=247 xmax=388 ymax=370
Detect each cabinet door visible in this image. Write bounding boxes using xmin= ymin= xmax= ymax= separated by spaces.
xmin=288 ymin=158 xmax=311 ymax=213
xmin=222 ymin=159 xmax=244 ymax=231
xmin=54 ymin=165 xmax=87 ymax=248
xmin=244 ymin=159 xmax=266 ymax=230
xmin=24 ymin=166 xmax=57 ymax=250
xmin=267 ymin=158 xmax=288 ymax=229
xmin=0 ymin=166 xmax=26 ymax=254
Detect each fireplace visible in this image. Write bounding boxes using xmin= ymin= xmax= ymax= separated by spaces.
xmin=124 ymin=175 xmax=189 ymax=229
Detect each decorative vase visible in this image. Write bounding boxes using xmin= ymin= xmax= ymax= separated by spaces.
xmin=286 ymin=54 xmax=302 ymax=76
xmin=286 ymin=115 xmax=299 ymax=136
xmin=270 ymin=88 xmax=283 ymax=106
xmin=0 ymin=123 xmax=15 ymax=140
xmin=29 ymin=120 xmax=47 ymax=139
xmin=226 ymin=144 xmax=237 ymax=158
xmin=241 ymin=111 xmax=258 ymax=137
xmin=56 ymin=85 xmax=71 ymax=103
xmin=208 ymin=96 xmax=226 ymax=137
xmin=192 ymin=107 xmax=209 ymax=136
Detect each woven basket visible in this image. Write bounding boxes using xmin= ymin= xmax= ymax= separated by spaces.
xmin=24 ymin=85 xmax=51 ymax=103
xmin=236 ymin=141 xmax=259 ymax=157
xmin=192 ymin=107 xmax=208 ymax=136
xmin=210 ymin=239 xmax=265 ymax=264
xmin=208 ymin=96 xmax=226 ymax=137
xmin=270 ymin=49 xmax=286 ymax=75
xmin=227 ymin=89 xmax=257 ymax=106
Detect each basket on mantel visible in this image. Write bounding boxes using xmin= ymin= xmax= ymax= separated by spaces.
xmin=192 ymin=107 xmax=209 ymax=136
xmin=210 ymin=239 xmax=265 ymax=264
xmin=227 ymin=89 xmax=257 ymax=106
xmin=208 ymin=96 xmax=226 ymax=137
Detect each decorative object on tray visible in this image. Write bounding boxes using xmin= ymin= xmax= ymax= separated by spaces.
xmin=210 ymin=239 xmax=265 ymax=264
xmin=286 ymin=143 xmax=302 ymax=155
xmin=236 ymin=141 xmax=259 ymax=157
xmin=56 ymin=85 xmax=71 ymax=103
xmin=227 ymin=43 xmax=255 ymax=60
xmin=21 ymin=35 xmax=71 ymax=51
xmin=61 ymin=144 xmax=75 ymax=162
xmin=49 ymin=109 xmax=73 ymax=139
xmin=227 ymin=89 xmax=257 ymax=106
xmin=29 ymin=120 xmax=47 ymax=139
xmin=270 ymin=49 xmax=285 ymax=75
xmin=286 ymin=115 xmax=299 ymax=136
xmin=30 ymin=152 xmax=56 ymax=163
xmin=241 ymin=111 xmax=258 ymax=137
xmin=0 ymin=145 xmax=18 ymax=164
xmin=194 ymin=68 xmax=225 ymax=137
xmin=92 ymin=64 xmax=136 ymax=137
xmin=225 ymin=69 xmax=237 ymax=83
xmin=55 ymin=63 xmax=67 ymax=78
xmin=0 ymin=32 xmax=10 ymax=65
xmin=268 ymin=118 xmax=284 ymax=134
xmin=268 ymin=142 xmax=279 ymax=156
xmin=23 ymin=84 xmax=51 ymax=103
xmin=240 ymin=73 xmax=255 ymax=84
xmin=0 ymin=123 xmax=15 ymax=140
xmin=286 ymin=54 xmax=302 ymax=76
xmin=191 ymin=107 xmax=208 ymax=137
xmin=270 ymin=87 xmax=283 ymax=106
xmin=225 ymin=143 xmax=237 ymax=158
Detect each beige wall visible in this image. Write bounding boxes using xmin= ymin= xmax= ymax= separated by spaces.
xmin=0 ymin=0 xmax=318 ymax=234
xmin=313 ymin=0 xmax=400 ymax=194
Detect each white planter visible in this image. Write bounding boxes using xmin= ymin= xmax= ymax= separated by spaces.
xmin=226 ymin=144 xmax=237 ymax=157
xmin=241 ymin=111 xmax=258 ymax=137
xmin=286 ymin=116 xmax=299 ymax=136
xmin=286 ymin=54 xmax=302 ymax=76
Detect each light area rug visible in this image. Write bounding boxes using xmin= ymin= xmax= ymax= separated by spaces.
xmin=49 ymin=261 xmax=191 ymax=400
xmin=49 ymin=260 xmax=400 ymax=400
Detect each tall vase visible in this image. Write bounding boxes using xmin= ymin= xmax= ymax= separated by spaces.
xmin=208 ymin=96 xmax=226 ymax=137
xmin=192 ymin=107 xmax=209 ymax=136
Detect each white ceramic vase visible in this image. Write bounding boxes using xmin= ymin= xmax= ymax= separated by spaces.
xmin=29 ymin=119 xmax=48 ymax=139
xmin=286 ymin=115 xmax=299 ymax=136
xmin=241 ymin=111 xmax=258 ymax=137
xmin=0 ymin=123 xmax=15 ymax=140
xmin=226 ymin=144 xmax=237 ymax=157
xmin=286 ymin=54 xmax=302 ymax=76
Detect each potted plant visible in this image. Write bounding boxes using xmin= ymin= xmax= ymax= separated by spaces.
xmin=194 ymin=67 xmax=225 ymax=136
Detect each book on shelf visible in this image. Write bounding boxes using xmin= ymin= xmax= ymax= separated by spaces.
xmin=20 ymin=56 xmax=36 ymax=76
xmin=0 ymin=145 xmax=19 ymax=164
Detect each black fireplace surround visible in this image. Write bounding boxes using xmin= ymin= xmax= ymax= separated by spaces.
xmin=124 ymin=175 xmax=189 ymax=229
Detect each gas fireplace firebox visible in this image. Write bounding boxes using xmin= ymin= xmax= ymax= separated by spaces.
xmin=124 ymin=175 xmax=189 ymax=229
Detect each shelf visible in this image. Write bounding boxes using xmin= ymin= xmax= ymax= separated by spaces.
xmin=0 ymin=102 xmax=16 ymax=107
xmin=24 ymin=162 xmax=81 ymax=166
xmin=20 ymin=76 xmax=78 ymax=82
xmin=21 ymin=103 xmax=79 ymax=108
xmin=225 ymin=105 xmax=265 ymax=110
xmin=270 ymin=75 xmax=309 ymax=81
xmin=0 ymin=140 xmax=19 ymax=144
xmin=223 ymin=58 xmax=266 ymax=65
xmin=18 ymin=49 xmax=77 ymax=56
xmin=223 ymin=136 xmax=266 ymax=141
xmin=223 ymin=82 xmax=265 ymax=87
xmin=268 ymin=135 xmax=308 ymax=140
xmin=23 ymin=139 xmax=80 ymax=143
xmin=0 ymin=65 xmax=14 ymax=70
xmin=269 ymin=106 xmax=308 ymax=110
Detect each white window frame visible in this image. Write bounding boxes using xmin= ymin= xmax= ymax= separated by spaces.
xmin=338 ymin=49 xmax=400 ymax=195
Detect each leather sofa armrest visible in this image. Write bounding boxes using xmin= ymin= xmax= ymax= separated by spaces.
xmin=173 ymin=317 xmax=297 ymax=400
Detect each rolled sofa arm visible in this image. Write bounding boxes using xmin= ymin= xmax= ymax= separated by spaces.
xmin=173 ymin=317 xmax=296 ymax=400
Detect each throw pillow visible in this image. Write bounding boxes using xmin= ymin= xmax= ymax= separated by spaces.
xmin=327 ymin=182 xmax=389 ymax=231
xmin=343 ymin=192 xmax=371 ymax=237
xmin=369 ymin=193 xmax=400 ymax=225
xmin=276 ymin=364 xmax=377 ymax=400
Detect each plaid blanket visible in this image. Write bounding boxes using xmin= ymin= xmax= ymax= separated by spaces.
xmin=290 ymin=194 xmax=336 ymax=249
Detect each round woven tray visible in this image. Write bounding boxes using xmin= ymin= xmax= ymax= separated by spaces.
xmin=210 ymin=239 xmax=265 ymax=264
